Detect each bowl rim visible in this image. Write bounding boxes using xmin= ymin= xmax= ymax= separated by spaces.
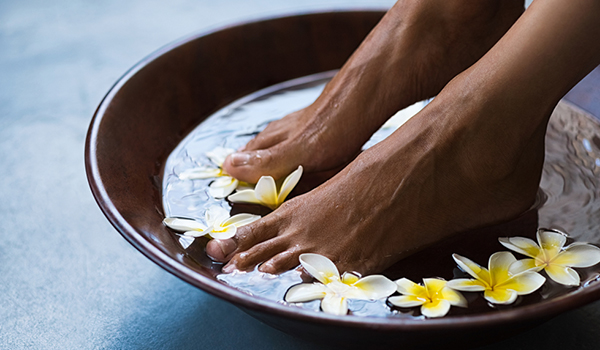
xmin=85 ymin=9 xmax=600 ymax=332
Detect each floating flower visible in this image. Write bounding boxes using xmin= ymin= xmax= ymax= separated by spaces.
xmin=163 ymin=206 xmax=260 ymax=247
xmin=284 ymin=253 xmax=396 ymax=315
xmin=179 ymin=147 xmax=240 ymax=198
xmin=499 ymin=228 xmax=600 ymax=286
xmin=228 ymin=165 xmax=303 ymax=210
xmin=388 ymin=278 xmax=466 ymax=318
xmin=447 ymin=252 xmax=545 ymax=305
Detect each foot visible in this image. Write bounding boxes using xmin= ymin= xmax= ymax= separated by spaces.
xmin=207 ymin=70 xmax=551 ymax=274
xmin=223 ymin=0 xmax=524 ymax=183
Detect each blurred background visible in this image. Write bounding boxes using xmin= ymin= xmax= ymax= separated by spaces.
xmin=2 ymin=0 xmax=598 ymax=349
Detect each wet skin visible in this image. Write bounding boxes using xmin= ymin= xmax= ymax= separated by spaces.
xmin=206 ymin=0 xmax=600 ymax=275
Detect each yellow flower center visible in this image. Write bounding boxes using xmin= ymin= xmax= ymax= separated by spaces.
xmin=212 ymin=224 xmax=229 ymax=233
xmin=322 ymin=272 xmax=338 ymax=284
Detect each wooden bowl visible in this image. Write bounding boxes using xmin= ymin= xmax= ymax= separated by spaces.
xmin=85 ymin=10 xmax=600 ymax=349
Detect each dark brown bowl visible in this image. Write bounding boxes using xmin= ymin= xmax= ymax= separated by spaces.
xmin=85 ymin=10 xmax=600 ymax=349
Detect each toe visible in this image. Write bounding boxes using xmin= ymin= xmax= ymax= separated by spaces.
xmin=258 ymin=248 xmax=303 ymax=274
xmin=243 ymin=127 xmax=287 ymax=152
xmin=206 ymin=217 xmax=279 ymax=262
xmin=206 ymin=238 xmax=238 ymax=261
xmin=223 ymin=237 xmax=287 ymax=273
xmin=241 ymin=111 xmax=302 ymax=152
xmin=223 ymin=143 xmax=302 ymax=183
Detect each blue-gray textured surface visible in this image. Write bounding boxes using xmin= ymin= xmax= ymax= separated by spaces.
xmin=1 ymin=0 xmax=598 ymax=349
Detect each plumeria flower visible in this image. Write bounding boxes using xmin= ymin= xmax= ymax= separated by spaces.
xmin=499 ymin=228 xmax=600 ymax=286
xmin=447 ymin=252 xmax=546 ymax=305
xmin=228 ymin=165 xmax=303 ymax=210
xmin=163 ymin=206 xmax=260 ymax=248
xmin=179 ymin=147 xmax=241 ymax=198
xmin=388 ymin=278 xmax=466 ymax=318
xmin=284 ymin=253 xmax=397 ymax=316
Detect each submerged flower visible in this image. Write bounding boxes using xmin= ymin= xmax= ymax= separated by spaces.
xmin=179 ymin=147 xmax=240 ymax=198
xmin=163 ymin=206 xmax=259 ymax=247
xmin=388 ymin=278 xmax=466 ymax=318
xmin=228 ymin=166 xmax=303 ymax=210
xmin=284 ymin=253 xmax=396 ymax=315
xmin=447 ymin=252 xmax=545 ymax=305
xmin=499 ymin=228 xmax=600 ymax=286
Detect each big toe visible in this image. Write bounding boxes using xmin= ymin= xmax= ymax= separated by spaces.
xmin=223 ymin=144 xmax=301 ymax=183
xmin=206 ymin=238 xmax=238 ymax=262
xmin=206 ymin=217 xmax=279 ymax=264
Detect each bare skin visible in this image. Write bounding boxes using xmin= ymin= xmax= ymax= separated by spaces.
xmin=223 ymin=0 xmax=524 ymax=183
xmin=207 ymin=0 xmax=600 ymax=275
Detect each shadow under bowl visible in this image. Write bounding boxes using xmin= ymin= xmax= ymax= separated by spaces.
xmin=85 ymin=10 xmax=600 ymax=349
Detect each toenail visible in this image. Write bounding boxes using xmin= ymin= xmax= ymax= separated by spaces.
xmin=214 ymin=239 xmax=237 ymax=258
xmin=258 ymin=262 xmax=272 ymax=273
xmin=230 ymin=152 xmax=250 ymax=166
xmin=222 ymin=263 xmax=236 ymax=273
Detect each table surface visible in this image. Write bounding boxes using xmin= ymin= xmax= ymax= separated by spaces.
xmin=2 ymin=0 xmax=599 ymax=349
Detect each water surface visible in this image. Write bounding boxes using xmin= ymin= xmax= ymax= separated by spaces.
xmin=163 ymin=72 xmax=600 ymax=318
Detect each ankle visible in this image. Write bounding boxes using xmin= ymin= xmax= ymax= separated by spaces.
xmin=446 ymin=65 xmax=554 ymax=143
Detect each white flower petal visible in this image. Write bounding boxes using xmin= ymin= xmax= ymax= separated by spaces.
xmin=388 ymin=295 xmax=425 ymax=308
xmin=222 ymin=213 xmax=261 ymax=227
xmin=499 ymin=272 xmax=546 ymax=294
xmin=395 ymin=278 xmax=423 ymax=295
xmin=163 ymin=217 xmax=207 ymax=232
xmin=179 ymin=167 xmax=221 ymax=180
xmin=508 ymin=258 xmax=541 ymax=275
xmin=183 ymin=230 xmax=208 ymax=238
xmin=227 ymin=189 xmax=260 ymax=205
xmin=320 ymin=294 xmax=348 ymax=316
xmin=545 ymin=264 xmax=580 ymax=286
xmin=488 ymin=252 xmax=517 ymax=286
xmin=299 ymin=253 xmax=340 ymax=284
xmin=208 ymin=225 xmax=237 ymax=240
xmin=178 ymin=235 xmax=195 ymax=249
xmin=555 ymin=243 xmax=600 ymax=268
xmin=423 ymin=278 xmax=447 ymax=294
xmin=254 ymin=176 xmax=279 ymax=208
xmin=538 ymin=229 xmax=567 ymax=254
xmin=441 ymin=287 xmax=467 ymax=308
xmin=325 ymin=280 xmax=352 ymax=295
xmin=285 ymin=283 xmax=328 ymax=303
xmin=208 ymin=177 xmax=239 ymax=198
xmin=277 ymin=165 xmax=303 ymax=204
xmin=421 ymin=299 xmax=451 ymax=318
xmin=489 ymin=251 xmax=518 ymax=272
xmin=498 ymin=236 xmax=540 ymax=259
xmin=446 ymin=279 xmax=487 ymax=292
xmin=206 ymin=147 xmax=234 ymax=167
xmin=349 ymin=275 xmax=397 ymax=300
xmin=484 ymin=288 xmax=518 ymax=305
xmin=452 ymin=254 xmax=489 ymax=284
xmin=236 ymin=181 xmax=254 ymax=191
xmin=204 ymin=206 xmax=230 ymax=227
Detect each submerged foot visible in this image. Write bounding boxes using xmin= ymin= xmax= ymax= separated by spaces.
xmin=207 ymin=0 xmax=600 ymax=274
xmin=222 ymin=0 xmax=524 ymax=184
xmin=207 ymin=66 xmax=551 ymax=274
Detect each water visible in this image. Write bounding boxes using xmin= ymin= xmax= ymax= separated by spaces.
xmin=163 ymin=72 xmax=600 ymax=318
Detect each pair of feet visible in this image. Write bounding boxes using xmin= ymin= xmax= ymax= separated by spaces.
xmin=206 ymin=0 xmax=554 ymax=275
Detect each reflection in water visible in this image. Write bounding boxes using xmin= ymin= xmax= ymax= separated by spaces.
xmin=163 ymin=74 xmax=600 ymax=318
